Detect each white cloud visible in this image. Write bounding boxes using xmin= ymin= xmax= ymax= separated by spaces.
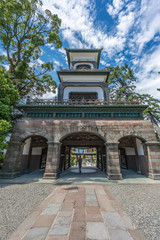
xmin=107 ymin=0 xmax=124 ymax=17
xmin=40 ymin=0 xmax=160 ymax=99
xmin=53 ymin=59 xmax=62 ymax=70
xmin=117 ymin=11 xmax=135 ymax=37
xmin=50 ymin=46 xmax=55 ymax=50
xmin=54 ymin=59 xmax=60 ymax=66
xmin=133 ymin=0 xmax=160 ymax=53
xmin=136 ymin=74 xmax=160 ymax=98
xmin=115 ymin=56 xmax=125 ymax=65
xmin=2 ymin=51 xmax=7 ymax=56
xmin=46 ymin=43 xmax=55 ymax=51
xmin=41 ymin=0 xmax=135 ymax=57
xmin=113 ymin=0 xmax=124 ymax=10
xmin=100 ymin=60 xmax=106 ymax=66
xmin=37 ymin=59 xmax=44 ymax=65
xmin=58 ymin=48 xmax=66 ymax=55
xmin=40 ymin=49 xmax=44 ymax=55
xmin=4 ymin=64 xmax=9 ymax=71
xmin=42 ymin=88 xmax=58 ymax=99
xmin=135 ymin=45 xmax=160 ymax=98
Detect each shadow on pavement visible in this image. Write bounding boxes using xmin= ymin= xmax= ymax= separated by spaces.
xmin=1 ymin=166 xmax=158 ymax=186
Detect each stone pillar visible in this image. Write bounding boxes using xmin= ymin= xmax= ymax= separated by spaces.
xmin=27 ymin=137 xmax=33 ymax=173
xmin=59 ymin=144 xmax=65 ymax=173
xmin=106 ymin=142 xmax=123 ymax=180
xmin=68 ymin=147 xmax=71 ymax=168
xmin=102 ymin=146 xmax=106 ymax=173
xmin=100 ymin=149 xmax=103 ymax=171
xmin=134 ymin=145 xmax=141 ymax=174
xmin=64 ymin=146 xmax=69 ymax=170
xmin=96 ymin=147 xmax=99 ymax=168
xmin=146 ymin=142 xmax=160 ymax=180
xmin=0 ymin=141 xmax=24 ymax=178
xmin=43 ymin=142 xmax=61 ymax=179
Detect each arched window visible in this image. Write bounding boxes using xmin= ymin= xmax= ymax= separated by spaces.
xmin=73 ymin=62 xmax=94 ymax=70
xmin=76 ymin=64 xmax=91 ymax=70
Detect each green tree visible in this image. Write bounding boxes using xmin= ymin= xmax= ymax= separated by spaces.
xmin=0 ymin=66 xmax=19 ymax=158
xmin=70 ymin=154 xmax=76 ymax=166
xmin=139 ymin=94 xmax=160 ymax=124
xmin=108 ymin=64 xmax=136 ymax=100
xmin=0 ymin=0 xmax=62 ymax=97
xmin=108 ymin=65 xmax=160 ymax=125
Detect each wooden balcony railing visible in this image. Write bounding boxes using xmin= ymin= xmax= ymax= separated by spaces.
xmin=19 ymin=98 xmax=142 ymax=106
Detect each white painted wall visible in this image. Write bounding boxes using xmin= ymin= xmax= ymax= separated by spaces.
xmin=22 ymin=138 xmax=31 ymax=155
xmin=136 ymin=139 xmax=144 ymax=155
xmin=63 ymin=87 xmax=104 ymax=100
xmin=125 ymin=147 xmax=136 ymax=155
xmin=32 ymin=147 xmax=42 ymax=155
xmin=73 ymin=56 xmax=95 ymax=61
xmin=71 ymin=52 xmax=98 ymax=62
xmin=61 ymin=75 xmax=106 ymax=82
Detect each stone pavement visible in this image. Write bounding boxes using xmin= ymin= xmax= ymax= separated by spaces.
xmin=1 ymin=167 xmax=160 ymax=184
xmin=8 ymin=184 xmax=145 ymax=240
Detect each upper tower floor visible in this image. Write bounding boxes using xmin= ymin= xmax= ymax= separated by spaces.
xmin=57 ymin=48 xmax=110 ymax=100
xmin=57 ymin=48 xmax=109 ymax=84
xmin=18 ymin=48 xmax=147 ymax=121
xmin=66 ymin=48 xmax=102 ymax=70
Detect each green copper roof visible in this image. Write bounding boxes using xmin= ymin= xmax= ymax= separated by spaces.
xmin=65 ymin=48 xmax=103 ymax=69
xmin=18 ymin=104 xmax=148 ymax=110
xmin=57 ymin=70 xmax=109 ymax=82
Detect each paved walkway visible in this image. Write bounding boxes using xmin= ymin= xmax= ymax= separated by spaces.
xmin=1 ymin=167 xmax=159 ymax=239
xmin=1 ymin=166 xmax=160 ymax=184
xmin=8 ymin=184 xmax=145 ymax=240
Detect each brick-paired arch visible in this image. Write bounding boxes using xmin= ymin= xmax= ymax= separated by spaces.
xmin=20 ymin=134 xmax=49 ymax=143
xmin=118 ymin=135 xmax=148 ymax=176
xmin=58 ymin=131 xmax=106 ymax=175
xmin=1 ymin=119 xmax=160 ymax=180
xmin=57 ymin=125 xmax=106 ymax=143
xmin=20 ymin=135 xmax=48 ymax=174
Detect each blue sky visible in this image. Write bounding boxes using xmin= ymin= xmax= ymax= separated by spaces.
xmin=37 ymin=0 xmax=159 ymax=98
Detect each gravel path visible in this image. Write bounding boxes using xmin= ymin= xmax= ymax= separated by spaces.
xmin=0 ymin=183 xmax=55 ymax=240
xmin=109 ymin=184 xmax=160 ymax=240
xmin=1 ymin=181 xmax=160 ymax=240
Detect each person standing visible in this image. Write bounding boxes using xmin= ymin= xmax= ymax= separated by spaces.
xmin=78 ymin=155 xmax=82 ymax=173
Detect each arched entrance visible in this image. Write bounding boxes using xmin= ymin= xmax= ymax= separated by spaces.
xmin=21 ymin=135 xmax=48 ymax=174
xmin=118 ymin=136 xmax=148 ymax=177
xmin=59 ymin=132 xmax=106 ymax=175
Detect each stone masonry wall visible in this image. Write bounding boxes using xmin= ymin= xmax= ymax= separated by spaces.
xmin=10 ymin=119 xmax=157 ymax=144
xmin=1 ymin=118 xmax=160 ymax=179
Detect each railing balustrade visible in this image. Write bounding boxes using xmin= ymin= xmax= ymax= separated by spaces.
xmin=19 ymin=98 xmax=141 ymax=106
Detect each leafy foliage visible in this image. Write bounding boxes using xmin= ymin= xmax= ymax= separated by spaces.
xmin=70 ymin=154 xmax=76 ymax=166
xmin=108 ymin=64 xmax=136 ymax=100
xmin=108 ymin=64 xmax=160 ymax=124
xmin=0 ymin=155 xmax=5 ymax=169
xmin=0 ymin=66 xmax=19 ymax=156
xmin=139 ymin=94 xmax=160 ymax=124
xmin=0 ymin=0 xmax=62 ymax=97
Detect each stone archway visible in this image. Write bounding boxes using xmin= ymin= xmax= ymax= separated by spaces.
xmin=20 ymin=135 xmax=48 ymax=174
xmin=58 ymin=125 xmax=106 ymax=143
xmin=118 ymin=135 xmax=148 ymax=176
xmin=59 ymin=132 xmax=106 ymax=175
xmin=0 ymin=134 xmax=49 ymax=178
